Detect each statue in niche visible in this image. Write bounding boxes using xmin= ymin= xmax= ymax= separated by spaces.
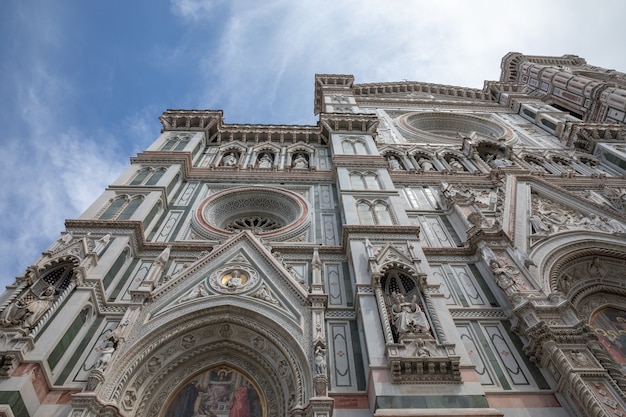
xmin=390 ymin=292 xmax=430 ymax=337
xmin=448 ymin=157 xmax=465 ymax=171
xmin=418 ymin=157 xmax=434 ymax=172
xmin=314 ymin=345 xmax=327 ymax=375
xmin=292 ymin=153 xmax=309 ymax=169
xmin=388 ymin=155 xmax=403 ymax=170
xmin=490 ymin=260 xmax=525 ymax=295
xmin=487 ymin=154 xmax=513 ymax=168
xmin=95 ymin=338 xmax=116 ymax=372
xmin=257 ymin=153 xmax=272 ymax=168
xmin=221 ymin=152 xmax=238 ymax=167
xmin=1 ymin=286 xmax=57 ymax=329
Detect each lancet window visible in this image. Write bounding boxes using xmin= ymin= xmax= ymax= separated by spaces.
xmin=130 ymin=168 xmax=166 ymax=186
xmin=99 ymin=195 xmax=144 ymax=220
xmin=161 ymin=135 xmax=190 ymax=151
xmin=357 ymin=200 xmax=393 ymax=225
xmin=342 ymin=138 xmax=368 ymax=155
xmin=350 ymin=171 xmax=381 ymax=190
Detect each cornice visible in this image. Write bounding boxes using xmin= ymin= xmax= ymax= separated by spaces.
xmin=352 ymin=80 xmax=490 ymax=101
xmin=319 ymin=112 xmax=379 ymax=135
xmin=211 ymin=123 xmax=326 ymax=145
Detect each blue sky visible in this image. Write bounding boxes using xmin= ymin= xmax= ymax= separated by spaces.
xmin=1 ymin=0 xmax=625 ymax=289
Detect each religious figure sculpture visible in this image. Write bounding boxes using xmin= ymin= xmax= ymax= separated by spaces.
xmin=293 ymin=153 xmax=309 ymax=169
xmin=448 ymin=158 xmax=464 ymax=171
xmin=388 ymin=156 xmax=403 ymax=170
xmin=180 ymin=283 xmax=209 ymax=302
xmin=258 ymin=153 xmax=272 ymax=168
xmin=488 ymin=154 xmax=513 ymax=168
xmin=95 ymin=339 xmax=116 ymax=371
xmin=390 ymin=292 xmax=430 ymax=337
xmin=314 ymin=345 xmax=327 ymax=375
xmin=1 ymin=286 xmax=57 ymax=329
xmin=221 ymin=153 xmax=237 ymax=167
xmin=418 ymin=158 xmax=434 ymax=172
xmin=489 ymin=260 xmax=524 ymax=295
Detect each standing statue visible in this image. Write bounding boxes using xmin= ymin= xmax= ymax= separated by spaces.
xmin=95 ymin=338 xmax=116 ymax=372
xmin=314 ymin=345 xmax=327 ymax=375
xmin=390 ymin=293 xmax=430 ymax=336
xmin=489 ymin=260 xmax=522 ymax=295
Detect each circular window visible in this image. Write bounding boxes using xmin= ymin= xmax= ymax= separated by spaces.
xmin=395 ymin=112 xmax=514 ymax=143
xmin=194 ymin=187 xmax=309 ymax=240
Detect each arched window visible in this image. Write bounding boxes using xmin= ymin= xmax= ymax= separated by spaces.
xmin=145 ymin=169 xmax=165 ymax=185
xmin=99 ymin=197 xmax=127 ymax=220
xmin=357 ymin=202 xmax=375 ymax=225
xmin=99 ymin=196 xmax=144 ymax=220
xmin=118 ymin=197 xmax=143 ymax=220
xmin=357 ymin=200 xmax=393 ymax=225
xmin=375 ymin=202 xmax=393 ymax=225
xmin=342 ymin=138 xmax=368 ymax=155
xmin=130 ymin=168 xmax=166 ymax=186
xmin=350 ymin=172 xmax=380 ymax=190
xmin=130 ymin=169 xmax=151 ymax=185
xmin=161 ymin=135 xmax=189 ymax=151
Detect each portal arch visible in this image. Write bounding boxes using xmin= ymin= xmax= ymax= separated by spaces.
xmin=100 ymin=303 xmax=311 ymax=417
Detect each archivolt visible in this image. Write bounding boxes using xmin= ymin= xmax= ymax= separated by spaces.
xmin=102 ymin=305 xmax=310 ymax=416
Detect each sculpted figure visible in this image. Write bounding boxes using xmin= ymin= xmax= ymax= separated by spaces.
xmin=1 ymin=286 xmax=57 ymax=328
xmin=418 ymin=158 xmax=434 ymax=172
xmin=391 ymin=293 xmax=430 ymax=335
xmin=388 ymin=156 xmax=403 ymax=170
xmin=490 ymin=260 xmax=524 ymax=295
xmin=222 ymin=153 xmax=237 ymax=167
xmin=448 ymin=158 xmax=464 ymax=171
xmin=314 ymin=345 xmax=327 ymax=375
xmin=95 ymin=339 xmax=116 ymax=371
xmin=258 ymin=153 xmax=272 ymax=168
xmin=293 ymin=153 xmax=309 ymax=169
xmin=488 ymin=154 xmax=513 ymax=168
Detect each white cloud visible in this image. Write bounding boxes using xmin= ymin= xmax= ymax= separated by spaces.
xmin=170 ymin=0 xmax=224 ymax=21
xmin=3 ymin=0 xmax=626 ymax=290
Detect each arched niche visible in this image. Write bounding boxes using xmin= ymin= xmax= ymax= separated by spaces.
xmin=100 ymin=304 xmax=311 ymax=417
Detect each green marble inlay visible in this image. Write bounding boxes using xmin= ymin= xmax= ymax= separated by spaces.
xmin=0 ymin=391 xmax=30 ymax=417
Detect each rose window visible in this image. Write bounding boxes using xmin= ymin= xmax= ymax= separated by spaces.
xmin=225 ymin=216 xmax=282 ymax=233
xmin=193 ymin=186 xmax=310 ymax=241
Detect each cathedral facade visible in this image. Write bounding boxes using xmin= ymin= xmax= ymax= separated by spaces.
xmin=1 ymin=53 xmax=626 ymax=417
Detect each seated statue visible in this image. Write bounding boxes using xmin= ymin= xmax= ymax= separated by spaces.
xmin=222 ymin=153 xmax=237 ymax=167
xmin=293 ymin=154 xmax=308 ymax=169
xmin=388 ymin=156 xmax=403 ymax=170
xmin=391 ymin=292 xmax=430 ymax=337
xmin=1 ymin=286 xmax=57 ymax=329
xmin=258 ymin=153 xmax=273 ymax=168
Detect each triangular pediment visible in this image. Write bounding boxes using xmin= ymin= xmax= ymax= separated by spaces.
xmin=509 ymin=178 xmax=626 ymax=252
xmin=149 ymin=231 xmax=309 ymax=321
xmin=367 ymin=241 xmax=420 ymax=277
